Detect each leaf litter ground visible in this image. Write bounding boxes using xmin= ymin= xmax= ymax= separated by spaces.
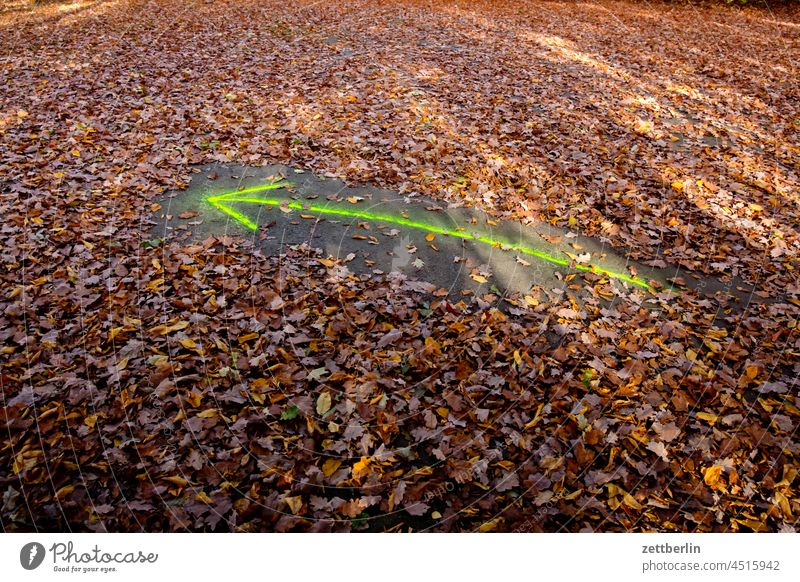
xmin=1 ymin=0 xmax=798 ymax=532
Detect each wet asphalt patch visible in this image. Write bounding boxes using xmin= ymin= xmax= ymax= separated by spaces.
xmin=151 ymin=164 xmax=767 ymax=307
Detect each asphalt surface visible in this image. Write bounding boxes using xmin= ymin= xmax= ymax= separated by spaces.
xmin=152 ymin=164 xmax=764 ymax=306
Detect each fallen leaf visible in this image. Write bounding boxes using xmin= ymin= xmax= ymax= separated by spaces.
xmin=316 ymin=392 xmax=332 ymax=415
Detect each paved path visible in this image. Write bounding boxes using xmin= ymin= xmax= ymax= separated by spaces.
xmin=153 ymin=164 xmax=763 ymax=305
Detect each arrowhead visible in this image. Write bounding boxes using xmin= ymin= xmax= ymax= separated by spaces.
xmin=207 ymin=180 xmax=292 ymax=230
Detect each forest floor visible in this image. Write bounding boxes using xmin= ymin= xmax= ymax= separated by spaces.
xmin=1 ymin=0 xmax=799 ymax=532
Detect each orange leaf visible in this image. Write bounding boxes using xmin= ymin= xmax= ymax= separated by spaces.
xmin=704 ymin=465 xmax=723 ymax=488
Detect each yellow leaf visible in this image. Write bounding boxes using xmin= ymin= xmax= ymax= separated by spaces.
xmin=316 ymin=393 xmax=332 ymax=415
xmin=735 ymin=518 xmax=766 ymax=532
xmin=322 ymin=459 xmax=342 ymax=477
xmin=524 ymin=295 xmax=538 ymax=307
xmin=424 ymin=335 xmax=441 ymax=355
xmin=12 ymin=451 xmax=40 ymax=474
xmin=352 ymin=457 xmax=371 ymax=479
xmin=745 ymin=365 xmax=759 ymax=380
xmin=411 ymin=466 xmax=433 ymax=478
xmin=163 ymin=476 xmax=189 ymax=487
xmin=195 ymin=491 xmax=213 ymax=505
xmin=345 ymin=196 xmax=363 ymax=204
xmin=697 ymin=412 xmax=719 ymax=424
xmin=284 ymin=496 xmax=303 ymax=515
xmin=55 ymin=485 xmax=76 ymax=500
xmin=672 ymin=181 xmax=684 ymax=190
xmin=196 ymin=409 xmax=218 ymax=419
xmin=145 ymin=278 xmax=164 ymax=292
xmin=185 ymin=391 xmax=202 ymax=408
xmin=704 ymin=465 xmax=723 ymax=488
xmin=108 ymin=326 xmax=126 ymax=342
xmin=513 ymin=350 xmax=522 ymax=366
xmin=470 ymin=273 xmax=488 ymax=284
xmin=479 ymin=518 xmax=500 ymax=532
xmin=179 ymin=338 xmax=196 ymax=349
xmin=623 ymin=493 xmax=643 ymax=510
xmin=523 ymin=404 xmax=544 ymax=430
xmin=425 ymin=233 xmax=435 ymax=242
xmin=119 ymin=389 xmax=133 ymax=409
xmin=149 ymin=320 xmax=189 ymax=336
xmin=84 ymin=414 xmax=98 ymax=429
xmin=774 ymin=491 xmax=793 ymax=519
xmin=251 ymin=378 xmax=270 ymax=391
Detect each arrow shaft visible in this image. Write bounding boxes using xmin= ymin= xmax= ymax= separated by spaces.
xmin=207 ymin=185 xmax=652 ymax=290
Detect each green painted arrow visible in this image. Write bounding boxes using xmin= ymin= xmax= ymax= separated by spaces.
xmin=207 ymin=181 xmax=653 ymax=290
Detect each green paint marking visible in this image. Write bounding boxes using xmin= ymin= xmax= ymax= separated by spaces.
xmin=207 ymin=182 xmax=653 ymax=291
